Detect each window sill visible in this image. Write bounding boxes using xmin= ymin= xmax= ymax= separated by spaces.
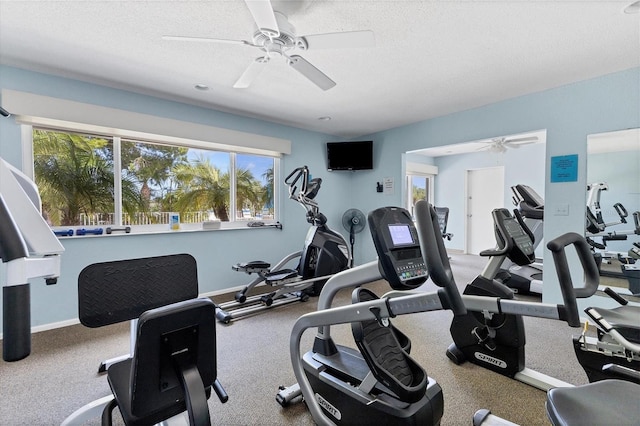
xmin=51 ymin=221 xmax=283 ymax=238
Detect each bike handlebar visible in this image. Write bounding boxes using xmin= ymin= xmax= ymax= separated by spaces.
xmin=546 ymin=232 xmax=600 ymax=327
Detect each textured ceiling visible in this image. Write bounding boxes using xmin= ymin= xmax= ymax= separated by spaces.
xmin=0 ymin=1 xmax=638 ymax=138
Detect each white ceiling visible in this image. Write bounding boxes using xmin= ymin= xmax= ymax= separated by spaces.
xmin=0 ymin=1 xmax=638 ymax=139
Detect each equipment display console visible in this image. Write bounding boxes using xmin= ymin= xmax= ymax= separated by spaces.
xmin=368 ymin=207 xmax=428 ymax=290
xmin=491 ymin=208 xmax=536 ymax=266
xmin=504 ymin=218 xmax=534 ymax=256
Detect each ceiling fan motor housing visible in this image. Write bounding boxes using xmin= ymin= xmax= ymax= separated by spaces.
xmin=252 ymin=12 xmax=306 ymax=54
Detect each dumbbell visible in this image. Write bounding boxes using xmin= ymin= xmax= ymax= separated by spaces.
xmin=76 ymin=228 xmax=104 ymax=236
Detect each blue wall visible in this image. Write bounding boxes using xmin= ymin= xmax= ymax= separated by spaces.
xmin=0 ymin=65 xmax=351 ymax=330
xmin=430 ymin=141 xmax=546 ymax=253
xmin=351 ymin=67 xmax=639 ymax=308
xmin=1 ymin=65 xmax=638 ymax=331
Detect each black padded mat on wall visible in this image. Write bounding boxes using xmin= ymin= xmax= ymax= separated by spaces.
xmin=78 ymin=253 xmax=199 ymax=327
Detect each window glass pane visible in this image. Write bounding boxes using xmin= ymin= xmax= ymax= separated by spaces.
xmin=33 ymin=129 xmax=115 ymax=226
xmin=122 ymin=141 xmax=231 ymax=223
xmin=121 ymin=140 xmax=189 ymax=224
xmin=177 ymin=148 xmax=231 ymax=222
xmin=33 ymin=127 xmax=277 ymax=230
xmin=407 ymin=175 xmax=429 ymax=219
xmin=236 ymin=154 xmax=275 ymax=221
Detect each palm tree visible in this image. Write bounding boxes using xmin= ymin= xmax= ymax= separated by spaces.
xmin=261 ymin=167 xmax=275 ymax=214
xmin=33 ymin=130 xmax=142 ymax=226
xmin=121 ymin=141 xmax=188 ymax=213
xmin=172 ymin=156 xmax=231 ymax=221
xmin=236 ymin=168 xmax=262 ymax=216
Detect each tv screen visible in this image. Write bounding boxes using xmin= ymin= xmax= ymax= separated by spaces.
xmin=326 ymin=141 xmax=373 ymax=171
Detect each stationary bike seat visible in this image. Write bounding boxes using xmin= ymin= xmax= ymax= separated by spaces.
xmin=351 ymin=288 xmax=426 ymax=403
xmin=546 ymin=379 xmax=640 ymax=425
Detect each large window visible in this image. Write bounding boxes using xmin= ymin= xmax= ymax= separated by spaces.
xmin=33 ymin=128 xmax=277 ymax=228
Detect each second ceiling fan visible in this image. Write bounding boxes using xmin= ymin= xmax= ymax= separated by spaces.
xmin=478 ymin=136 xmax=539 ymax=153
xmin=163 ymin=0 xmax=375 ymax=90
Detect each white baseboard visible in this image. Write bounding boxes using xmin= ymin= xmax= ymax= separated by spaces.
xmin=0 ymin=285 xmax=258 ymax=340
xmin=0 ymin=318 xmax=80 ymax=340
xmin=200 ymin=283 xmax=266 ymax=299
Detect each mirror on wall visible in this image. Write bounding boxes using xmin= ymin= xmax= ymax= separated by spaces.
xmin=586 ymin=128 xmax=640 ymax=300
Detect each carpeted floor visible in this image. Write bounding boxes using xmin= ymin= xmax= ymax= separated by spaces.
xmin=0 ymin=253 xmax=593 ymax=425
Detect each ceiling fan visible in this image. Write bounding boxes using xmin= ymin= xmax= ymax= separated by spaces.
xmin=477 ymin=136 xmax=539 ymax=154
xmin=162 ymin=0 xmax=375 ymax=90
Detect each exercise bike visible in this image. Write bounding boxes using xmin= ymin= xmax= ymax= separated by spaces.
xmin=215 ymin=166 xmax=350 ymax=323
xmin=497 ymin=184 xmax=544 ymax=295
xmin=445 ymin=207 xmax=599 ymax=390
xmin=280 ymin=204 xmax=463 ymax=424
xmin=474 ymin=229 xmax=640 ymax=425
xmin=285 ymin=201 xmax=636 ymax=426
xmin=571 ymin=285 xmax=640 ymax=384
xmin=585 ymin=181 xmax=640 ymax=289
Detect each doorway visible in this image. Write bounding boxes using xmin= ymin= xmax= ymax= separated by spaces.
xmin=466 ymin=166 xmax=504 ymax=254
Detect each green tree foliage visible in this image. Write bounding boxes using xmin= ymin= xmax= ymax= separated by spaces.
xmin=33 ymin=130 xmax=142 ymax=226
xmin=412 ymin=186 xmax=426 ymax=205
xmin=34 ymin=130 xmax=273 ymax=226
xmin=262 ymin=167 xmax=274 ymax=211
xmin=121 ymin=141 xmax=188 ymax=216
xmin=236 ymin=167 xmax=263 ymax=215
xmin=172 ymin=155 xmax=232 ymax=221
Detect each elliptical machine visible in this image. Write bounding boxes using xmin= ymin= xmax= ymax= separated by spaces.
xmin=215 ymin=166 xmax=350 ymax=323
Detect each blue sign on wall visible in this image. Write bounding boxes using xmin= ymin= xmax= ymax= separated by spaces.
xmin=550 ymin=154 xmax=578 ymax=182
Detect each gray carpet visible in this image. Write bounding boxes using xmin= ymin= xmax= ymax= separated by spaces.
xmin=0 ymin=253 xmax=591 ymax=425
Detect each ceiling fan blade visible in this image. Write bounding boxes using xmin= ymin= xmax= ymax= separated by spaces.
xmin=245 ymin=0 xmax=279 ymax=37
xmin=506 ymin=136 xmax=539 ymax=144
xmin=233 ymin=57 xmax=270 ymax=89
xmin=288 ymin=55 xmax=336 ymax=91
xmin=303 ymin=30 xmax=375 ymax=50
xmin=504 ymin=136 xmax=539 ymax=147
xmin=162 ymin=35 xmax=251 ymax=46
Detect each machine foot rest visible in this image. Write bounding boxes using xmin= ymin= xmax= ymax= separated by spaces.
xmin=351 ymin=288 xmax=427 ymax=402
xmin=264 ymin=269 xmax=300 ymax=285
xmin=232 ymin=261 xmax=271 ymax=274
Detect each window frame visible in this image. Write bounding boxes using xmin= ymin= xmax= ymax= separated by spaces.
xmin=24 ymin=123 xmax=281 ymax=234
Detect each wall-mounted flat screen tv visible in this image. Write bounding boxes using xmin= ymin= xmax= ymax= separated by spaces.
xmin=326 ymin=141 xmax=373 ymax=171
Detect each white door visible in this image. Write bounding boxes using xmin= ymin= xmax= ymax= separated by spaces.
xmin=466 ymin=167 xmax=505 ymax=254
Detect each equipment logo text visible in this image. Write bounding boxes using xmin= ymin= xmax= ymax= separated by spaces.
xmin=315 ymin=393 xmax=341 ymax=420
xmin=474 ymin=352 xmax=507 ymax=368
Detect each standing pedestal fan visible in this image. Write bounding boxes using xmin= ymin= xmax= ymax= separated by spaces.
xmin=342 ymin=209 xmax=366 ymax=267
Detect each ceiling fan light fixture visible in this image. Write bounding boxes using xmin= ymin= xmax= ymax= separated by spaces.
xmin=624 ymin=0 xmax=640 ymax=13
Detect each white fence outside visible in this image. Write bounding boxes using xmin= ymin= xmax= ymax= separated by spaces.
xmin=80 ymin=210 xmax=274 ymax=225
